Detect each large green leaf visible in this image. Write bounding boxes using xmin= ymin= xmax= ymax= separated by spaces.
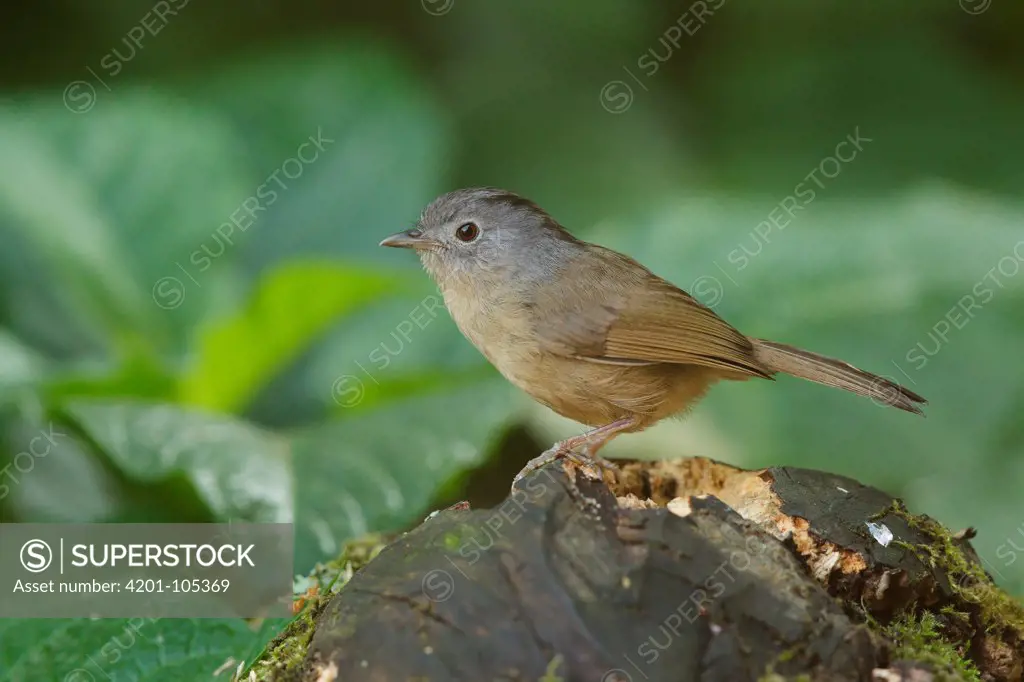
xmin=0 ymin=92 xmax=252 ymax=360
xmin=0 ymin=617 xmax=284 ymax=682
xmin=0 ymin=407 xmax=125 ymax=524
xmin=292 ymin=289 xmax=487 ymax=417
xmin=182 ymin=42 xmax=455 ymax=426
xmin=0 ymin=111 xmax=145 ymax=357
xmin=0 ymin=332 xmax=47 ymax=396
xmin=290 ymin=377 xmax=519 ymax=570
xmin=60 ymin=400 xmax=293 ymax=523
xmin=190 ymin=41 xmax=451 ymax=269
xmin=178 ymin=261 xmax=413 ymax=413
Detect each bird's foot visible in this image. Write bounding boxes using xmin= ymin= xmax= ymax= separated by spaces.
xmin=512 ymin=441 xmax=619 ymax=489
xmin=582 ymin=447 xmax=620 ymax=477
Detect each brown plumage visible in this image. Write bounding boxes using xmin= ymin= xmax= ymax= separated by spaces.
xmin=380 ymin=188 xmax=926 ymax=480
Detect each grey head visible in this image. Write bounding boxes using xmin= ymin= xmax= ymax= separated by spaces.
xmin=379 ymin=187 xmax=579 ymax=286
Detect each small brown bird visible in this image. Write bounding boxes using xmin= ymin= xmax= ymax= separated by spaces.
xmin=380 ymin=188 xmax=926 ymax=482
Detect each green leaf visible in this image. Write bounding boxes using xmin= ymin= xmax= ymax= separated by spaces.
xmin=0 ymin=409 xmax=125 ymax=524
xmin=328 ymin=365 xmax=498 ymax=416
xmin=40 ymin=352 xmax=178 ymax=405
xmin=243 ymin=277 xmax=483 ymax=429
xmin=190 ymin=41 xmax=451 ymax=269
xmin=0 ymin=112 xmax=145 ymax=355
xmin=0 ymin=331 xmax=47 ymax=396
xmin=177 ymin=42 xmax=454 ymax=427
xmin=60 ymin=400 xmax=293 ymax=523
xmin=293 ymin=290 xmax=485 ymax=418
xmin=290 ymin=377 xmax=519 ymax=570
xmin=0 ymin=617 xmax=285 ymax=682
xmin=0 ymin=91 xmax=252 ymax=359
xmin=178 ymin=261 xmax=412 ymax=413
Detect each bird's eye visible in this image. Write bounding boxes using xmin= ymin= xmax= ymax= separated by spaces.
xmin=455 ymin=222 xmax=479 ymax=242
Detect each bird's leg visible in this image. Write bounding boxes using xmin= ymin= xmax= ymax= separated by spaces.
xmin=513 ymin=417 xmax=639 ymax=486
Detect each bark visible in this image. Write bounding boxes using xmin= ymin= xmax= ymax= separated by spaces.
xmin=266 ymin=457 xmax=1024 ymax=682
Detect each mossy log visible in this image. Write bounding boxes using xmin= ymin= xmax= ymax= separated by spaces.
xmin=259 ymin=457 xmax=1024 ymax=682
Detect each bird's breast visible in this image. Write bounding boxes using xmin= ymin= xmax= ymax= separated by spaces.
xmin=439 ymin=280 xmax=541 ymax=370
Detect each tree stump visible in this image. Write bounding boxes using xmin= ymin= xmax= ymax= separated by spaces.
xmin=260 ymin=457 xmax=1024 ymax=682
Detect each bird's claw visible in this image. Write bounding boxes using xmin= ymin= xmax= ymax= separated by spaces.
xmin=511 ymin=441 xmax=619 ymax=489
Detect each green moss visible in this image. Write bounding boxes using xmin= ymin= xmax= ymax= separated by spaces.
xmin=755 ymin=641 xmax=806 ymax=680
xmin=443 ymin=531 xmax=463 ymax=551
xmin=256 ymin=601 xmax=321 ymax=679
xmin=757 ymin=673 xmax=810 ymax=682
xmin=757 ymin=658 xmax=811 ymax=682
xmin=251 ymin=534 xmax=390 ymax=681
xmin=538 ymin=654 xmax=564 ymax=682
xmin=886 ymin=501 xmax=1024 ymax=638
xmin=863 ymin=501 xmax=1024 ymax=679
xmin=333 ymin=533 xmax=388 ymax=570
xmin=939 ymin=605 xmax=971 ymax=630
xmin=883 ymin=611 xmax=980 ymax=682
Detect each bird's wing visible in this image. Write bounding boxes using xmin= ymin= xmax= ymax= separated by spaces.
xmin=534 ymin=247 xmax=772 ymax=379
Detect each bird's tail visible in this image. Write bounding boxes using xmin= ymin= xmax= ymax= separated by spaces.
xmin=750 ymin=338 xmax=927 ymax=415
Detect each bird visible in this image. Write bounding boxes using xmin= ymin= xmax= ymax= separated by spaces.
xmin=380 ymin=188 xmax=926 ymax=483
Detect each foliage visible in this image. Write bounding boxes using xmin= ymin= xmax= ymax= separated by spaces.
xmin=883 ymin=611 xmax=981 ymax=682
xmin=0 ymin=617 xmax=284 ymax=682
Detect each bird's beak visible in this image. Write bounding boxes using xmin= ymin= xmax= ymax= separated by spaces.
xmin=379 ymin=229 xmax=434 ymax=250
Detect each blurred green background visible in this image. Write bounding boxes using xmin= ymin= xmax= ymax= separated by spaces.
xmin=1 ymin=0 xmax=1023 ymax=676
